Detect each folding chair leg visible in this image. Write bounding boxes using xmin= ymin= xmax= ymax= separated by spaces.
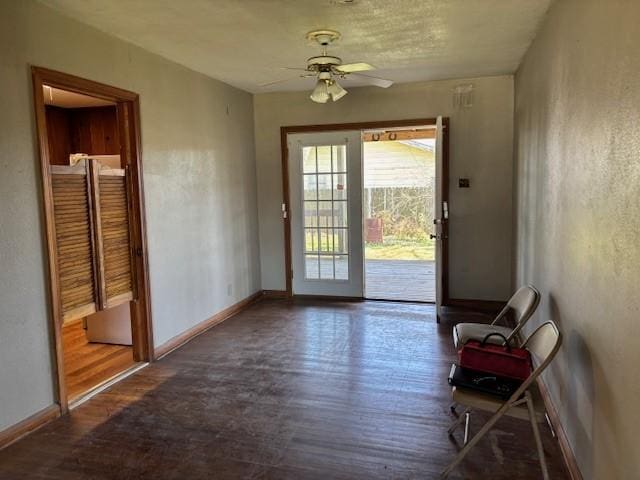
xmin=441 ymin=407 xmax=507 ymax=478
xmin=545 ymin=412 xmax=556 ymax=438
xmin=447 ymin=408 xmax=470 ymax=435
xmin=463 ymin=412 xmax=471 ymax=445
xmin=526 ymin=394 xmax=550 ymax=480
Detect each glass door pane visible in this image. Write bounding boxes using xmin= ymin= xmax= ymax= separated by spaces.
xmin=301 ymin=145 xmax=349 ymax=281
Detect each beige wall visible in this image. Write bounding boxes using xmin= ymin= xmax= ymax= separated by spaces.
xmin=254 ymin=76 xmax=515 ymax=300
xmin=0 ymin=0 xmax=260 ymax=431
xmin=514 ymin=1 xmax=640 ymax=478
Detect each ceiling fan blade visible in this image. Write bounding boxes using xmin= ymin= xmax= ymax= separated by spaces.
xmin=335 ymin=62 xmax=375 ymax=73
xmin=350 ymin=73 xmax=394 ymax=88
xmin=282 ymin=67 xmax=312 ymax=72
xmin=259 ymin=74 xmax=315 ymax=88
xmin=259 ymin=77 xmax=298 ymax=87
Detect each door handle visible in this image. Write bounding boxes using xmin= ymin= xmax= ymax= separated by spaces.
xmin=430 ymin=234 xmax=439 ymax=240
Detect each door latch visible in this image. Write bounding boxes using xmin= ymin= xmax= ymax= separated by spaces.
xmin=430 ymin=233 xmax=448 ymax=240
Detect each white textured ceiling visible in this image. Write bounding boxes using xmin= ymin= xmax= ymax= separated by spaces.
xmin=40 ymin=0 xmax=552 ymax=93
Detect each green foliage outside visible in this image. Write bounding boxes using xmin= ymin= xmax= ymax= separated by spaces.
xmin=365 ymin=237 xmax=434 ymax=260
xmin=303 ymin=186 xmax=437 ymax=261
xmin=305 ymin=231 xmax=346 ymax=253
xmin=365 ymin=186 xmax=435 ymax=261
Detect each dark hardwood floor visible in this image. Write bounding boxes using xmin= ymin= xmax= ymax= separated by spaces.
xmin=0 ymin=299 xmax=568 ymax=479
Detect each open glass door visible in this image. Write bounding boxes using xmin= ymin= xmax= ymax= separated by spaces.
xmin=288 ymin=131 xmax=363 ymax=297
xmin=434 ymin=116 xmax=446 ymax=320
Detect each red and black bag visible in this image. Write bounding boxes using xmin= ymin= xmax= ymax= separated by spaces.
xmin=458 ymin=333 xmax=532 ymax=381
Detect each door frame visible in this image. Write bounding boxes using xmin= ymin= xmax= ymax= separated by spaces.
xmin=280 ymin=117 xmax=450 ymax=302
xmin=31 ymin=67 xmax=154 ymax=414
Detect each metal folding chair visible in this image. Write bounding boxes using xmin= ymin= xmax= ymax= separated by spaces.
xmin=453 ymin=285 xmax=541 ymax=349
xmin=442 ymin=321 xmax=562 ymax=480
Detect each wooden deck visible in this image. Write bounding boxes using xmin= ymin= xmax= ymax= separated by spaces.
xmin=366 ymin=259 xmax=435 ymax=302
xmin=0 ymin=300 xmax=568 ymax=479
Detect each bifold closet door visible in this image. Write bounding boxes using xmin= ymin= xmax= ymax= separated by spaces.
xmin=93 ymin=161 xmax=135 ymax=309
xmin=51 ymin=159 xmax=97 ymax=322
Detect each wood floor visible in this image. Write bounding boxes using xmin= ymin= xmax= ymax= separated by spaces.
xmin=62 ymin=321 xmax=135 ymax=402
xmin=0 ymin=299 xmax=568 ymax=479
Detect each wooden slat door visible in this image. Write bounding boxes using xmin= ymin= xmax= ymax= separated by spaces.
xmin=50 ymin=159 xmax=98 ymax=322
xmin=50 ymin=158 xmax=135 ymax=324
xmin=94 ymin=161 xmax=135 ymax=309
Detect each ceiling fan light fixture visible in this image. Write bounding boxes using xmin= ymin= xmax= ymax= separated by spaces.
xmin=256 ymin=30 xmax=392 ymax=101
xmin=327 ymin=80 xmax=347 ymax=101
xmin=310 ymin=79 xmax=330 ymax=103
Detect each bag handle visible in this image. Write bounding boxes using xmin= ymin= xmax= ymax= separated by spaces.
xmin=480 ymin=332 xmax=511 ymax=351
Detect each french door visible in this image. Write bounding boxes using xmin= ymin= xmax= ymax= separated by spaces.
xmin=288 ymin=131 xmax=364 ymax=296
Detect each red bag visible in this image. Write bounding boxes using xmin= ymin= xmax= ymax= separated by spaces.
xmin=458 ymin=333 xmax=532 ymax=381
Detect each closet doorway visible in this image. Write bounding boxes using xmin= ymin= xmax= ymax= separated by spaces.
xmin=32 ymin=67 xmax=153 ymax=411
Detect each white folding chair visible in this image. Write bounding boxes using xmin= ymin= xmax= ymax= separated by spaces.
xmin=453 ymin=285 xmax=541 ymax=349
xmin=442 ymin=321 xmax=562 ymax=480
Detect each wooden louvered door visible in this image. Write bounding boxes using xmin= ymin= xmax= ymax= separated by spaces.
xmin=92 ymin=160 xmax=135 ymax=309
xmin=51 ymin=159 xmax=98 ymax=323
xmin=50 ymin=158 xmax=135 ymax=324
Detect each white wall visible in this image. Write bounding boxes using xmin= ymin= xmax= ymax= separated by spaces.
xmin=0 ymin=0 xmax=260 ymax=431
xmin=514 ymin=1 xmax=640 ymax=478
xmin=254 ymin=76 xmax=514 ymax=300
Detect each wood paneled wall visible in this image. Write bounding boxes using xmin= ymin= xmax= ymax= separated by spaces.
xmin=71 ymin=107 xmax=120 ymax=157
xmin=45 ymin=105 xmax=119 ymax=165
xmin=45 ymin=106 xmax=73 ymax=166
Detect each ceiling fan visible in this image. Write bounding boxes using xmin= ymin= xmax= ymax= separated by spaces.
xmin=260 ymin=29 xmax=393 ymax=103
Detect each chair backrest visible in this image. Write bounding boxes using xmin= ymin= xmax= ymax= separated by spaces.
xmin=522 ymin=321 xmax=562 ymax=370
xmin=493 ymin=285 xmax=540 ymax=339
xmin=508 ymin=321 xmax=562 ymax=401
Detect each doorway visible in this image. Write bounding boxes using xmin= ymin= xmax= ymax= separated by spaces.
xmin=362 ymin=127 xmax=437 ymax=302
xmin=32 ymin=68 xmax=153 ymax=411
xmin=282 ymin=118 xmax=449 ymax=307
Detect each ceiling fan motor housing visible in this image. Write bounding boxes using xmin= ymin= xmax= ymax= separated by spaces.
xmin=307 ymin=55 xmax=342 ymax=71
